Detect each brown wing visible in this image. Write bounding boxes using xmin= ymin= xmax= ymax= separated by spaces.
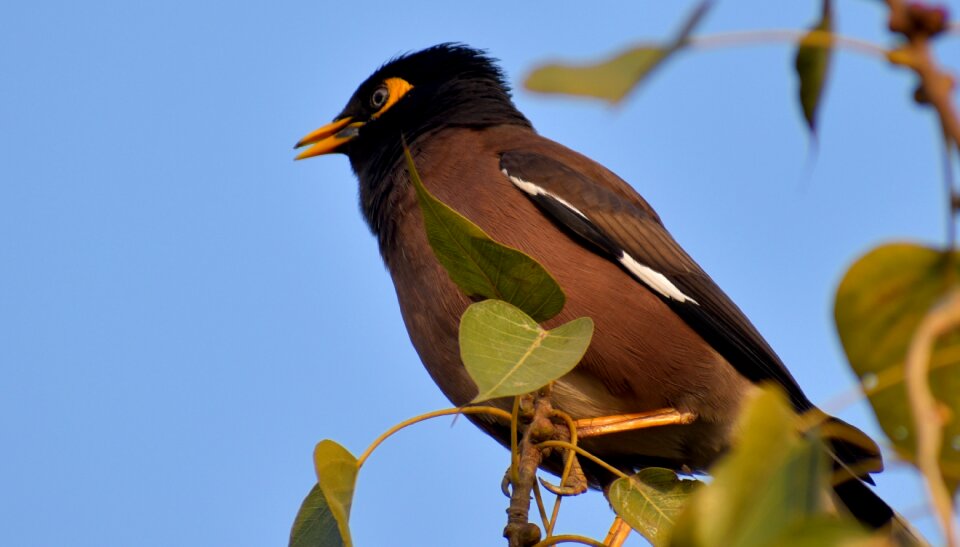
xmin=500 ymin=150 xmax=814 ymax=412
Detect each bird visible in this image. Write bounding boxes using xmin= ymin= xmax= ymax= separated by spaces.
xmin=294 ymin=43 xmax=899 ymax=534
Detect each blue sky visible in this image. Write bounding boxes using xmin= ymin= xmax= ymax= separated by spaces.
xmin=1 ymin=1 xmax=957 ymax=545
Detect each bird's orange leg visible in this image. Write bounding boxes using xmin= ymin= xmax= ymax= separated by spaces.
xmin=603 ymin=516 xmax=632 ymax=546
xmin=574 ymin=408 xmax=697 ymax=438
xmin=539 ymin=408 xmax=697 ymax=497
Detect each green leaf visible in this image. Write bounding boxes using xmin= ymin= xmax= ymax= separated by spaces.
xmin=289 ymin=440 xmax=358 ymax=547
xmin=290 ymin=484 xmax=344 ymax=547
xmin=835 ymin=242 xmax=960 ymax=495
xmin=670 ymin=386 xmax=831 ymax=547
xmin=525 ymin=47 xmax=669 ymax=104
xmin=608 ymin=468 xmax=700 ymax=547
xmin=767 ymin=517 xmax=876 ymax=547
xmin=794 ymin=0 xmax=834 ymax=134
xmin=404 ymin=147 xmax=565 ymax=322
xmin=524 ymin=1 xmax=711 ymax=103
xmin=460 ymin=299 xmax=594 ymax=403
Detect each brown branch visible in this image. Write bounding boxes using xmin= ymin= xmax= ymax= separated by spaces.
xmin=505 ymin=403 xmax=695 ymax=545
xmin=885 ymin=1 xmax=960 ymax=153
xmin=883 ymin=4 xmax=960 ymax=544
xmin=504 ymin=392 xmax=554 ymax=547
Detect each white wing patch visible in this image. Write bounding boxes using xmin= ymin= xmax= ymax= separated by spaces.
xmin=619 ymin=253 xmax=698 ymax=304
xmin=504 ymin=170 xmax=589 ymax=220
xmin=503 ymin=168 xmax=698 ymax=305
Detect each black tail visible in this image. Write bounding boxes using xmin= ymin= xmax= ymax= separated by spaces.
xmin=832 ymin=475 xmax=893 ymax=528
xmin=822 ymin=417 xmax=891 ymax=526
xmin=820 ymin=417 xmax=927 ymax=545
xmin=833 ymin=477 xmax=927 ymax=545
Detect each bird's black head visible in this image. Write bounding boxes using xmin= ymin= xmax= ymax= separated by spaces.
xmin=294 ymin=44 xmax=532 ymax=249
xmin=294 ymin=44 xmax=531 ymax=170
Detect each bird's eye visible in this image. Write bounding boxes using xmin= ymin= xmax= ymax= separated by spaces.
xmin=370 ymin=86 xmax=389 ymax=109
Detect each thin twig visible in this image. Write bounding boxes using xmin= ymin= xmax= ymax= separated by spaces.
xmin=687 ymin=29 xmax=889 ymax=59
xmin=547 ymin=493 xmax=562 ymax=538
xmin=903 ymin=289 xmax=960 ymax=546
xmin=356 ymin=406 xmax=511 ymax=468
xmin=536 ymin=441 xmax=630 ymax=481
xmin=512 ymin=396 xmax=522 ymax=484
xmin=941 ymin=130 xmax=958 ymax=252
xmin=532 ymin=480 xmax=552 ymax=537
xmin=552 ymin=410 xmax=580 ymax=486
xmin=531 ymin=535 xmax=608 ymax=547
xmin=547 ymin=410 xmax=579 ymax=535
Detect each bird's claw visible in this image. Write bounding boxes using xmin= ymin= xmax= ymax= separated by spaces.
xmin=501 ymin=469 xmax=513 ymax=497
xmin=538 ymin=476 xmax=588 ymax=496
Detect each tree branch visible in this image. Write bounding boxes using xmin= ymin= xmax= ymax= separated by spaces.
xmin=904 ymin=289 xmax=960 ymax=546
xmin=504 ymin=392 xmax=555 ymax=547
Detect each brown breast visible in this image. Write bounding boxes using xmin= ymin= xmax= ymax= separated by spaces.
xmin=382 ymin=124 xmax=754 ymax=471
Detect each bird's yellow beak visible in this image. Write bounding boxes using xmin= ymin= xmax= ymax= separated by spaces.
xmin=294 ymin=117 xmax=364 ymax=160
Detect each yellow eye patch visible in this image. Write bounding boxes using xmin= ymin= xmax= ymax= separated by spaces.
xmin=371 ymin=77 xmax=413 ymax=119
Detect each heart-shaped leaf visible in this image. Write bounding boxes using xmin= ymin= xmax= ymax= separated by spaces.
xmin=405 ymin=147 xmax=565 ymax=322
xmin=835 ymin=242 xmax=960 ymax=495
xmin=764 ymin=517 xmax=874 ymax=547
xmin=459 ymin=299 xmax=593 ymax=403
xmin=608 ymin=468 xmax=700 ymax=546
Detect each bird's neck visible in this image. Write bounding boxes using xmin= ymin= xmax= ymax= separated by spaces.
xmin=351 ymin=92 xmax=531 ymax=254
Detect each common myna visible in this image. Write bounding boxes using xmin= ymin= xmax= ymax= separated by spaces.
xmin=295 ymin=44 xmax=897 ymax=531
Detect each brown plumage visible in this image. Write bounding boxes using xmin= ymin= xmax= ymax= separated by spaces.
xmin=295 ymin=43 xmax=896 ymax=530
xmin=387 ymin=125 xmax=752 ymax=474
